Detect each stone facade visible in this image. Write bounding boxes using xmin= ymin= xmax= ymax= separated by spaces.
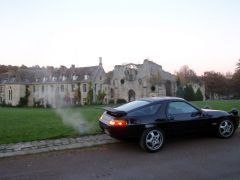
xmin=0 ymin=58 xmax=106 ymax=107
xmin=104 ymin=60 xmax=176 ymax=103
xmin=4 ymin=84 xmax=26 ymax=106
xmin=0 ymin=58 xmax=204 ymax=107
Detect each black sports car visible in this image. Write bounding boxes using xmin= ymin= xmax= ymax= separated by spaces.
xmin=99 ymin=97 xmax=239 ymax=152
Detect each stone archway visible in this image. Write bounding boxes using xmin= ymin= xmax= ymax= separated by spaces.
xmin=110 ymin=88 xmax=114 ymax=99
xmin=128 ymin=89 xmax=136 ymax=102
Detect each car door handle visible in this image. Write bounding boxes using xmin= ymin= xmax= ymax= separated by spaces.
xmin=168 ymin=115 xmax=174 ymax=120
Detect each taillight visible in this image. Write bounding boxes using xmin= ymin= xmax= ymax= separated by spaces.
xmin=109 ymin=120 xmax=128 ymax=127
xmin=99 ymin=114 xmax=104 ymax=120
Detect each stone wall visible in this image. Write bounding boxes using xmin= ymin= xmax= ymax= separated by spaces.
xmin=106 ymin=60 xmax=177 ymax=102
xmin=4 ymin=84 xmax=25 ymax=106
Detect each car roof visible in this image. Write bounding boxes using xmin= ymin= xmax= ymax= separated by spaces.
xmin=140 ymin=96 xmax=185 ymax=102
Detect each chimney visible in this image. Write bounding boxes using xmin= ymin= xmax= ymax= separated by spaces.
xmin=99 ymin=57 xmax=102 ymax=66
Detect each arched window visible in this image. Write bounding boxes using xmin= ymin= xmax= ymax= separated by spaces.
xmin=110 ymin=88 xmax=114 ymax=99
xmin=8 ymin=87 xmax=12 ymax=101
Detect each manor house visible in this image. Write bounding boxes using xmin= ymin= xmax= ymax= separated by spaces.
xmin=0 ymin=58 xmax=179 ymax=107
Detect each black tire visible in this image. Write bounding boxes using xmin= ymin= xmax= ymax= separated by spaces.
xmin=217 ymin=119 xmax=235 ymax=138
xmin=140 ymin=128 xmax=165 ymax=152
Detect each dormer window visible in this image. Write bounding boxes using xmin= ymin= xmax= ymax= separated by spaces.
xmin=62 ymin=76 xmax=67 ymax=81
xmin=72 ymin=75 xmax=78 ymax=81
xmin=84 ymin=75 xmax=89 ymax=80
xmin=52 ymin=77 xmax=57 ymax=81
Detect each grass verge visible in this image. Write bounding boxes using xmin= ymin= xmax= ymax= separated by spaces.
xmin=0 ymin=100 xmax=239 ymax=144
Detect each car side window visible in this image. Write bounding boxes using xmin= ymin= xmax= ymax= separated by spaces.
xmin=128 ymin=104 xmax=161 ymax=116
xmin=168 ymin=101 xmax=198 ymax=115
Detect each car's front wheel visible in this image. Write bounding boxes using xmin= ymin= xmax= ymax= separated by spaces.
xmin=217 ymin=119 xmax=235 ymax=138
xmin=140 ymin=128 xmax=165 ymax=152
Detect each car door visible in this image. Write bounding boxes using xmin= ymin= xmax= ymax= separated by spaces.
xmin=165 ymin=101 xmax=204 ymax=136
xmin=127 ymin=103 xmax=163 ymax=137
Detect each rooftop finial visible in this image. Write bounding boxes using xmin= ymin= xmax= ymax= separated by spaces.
xmin=99 ymin=57 xmax=102 ymax=66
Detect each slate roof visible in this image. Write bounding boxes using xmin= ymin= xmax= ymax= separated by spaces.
xmin=0 ymin=65 xmax=101 ymax=84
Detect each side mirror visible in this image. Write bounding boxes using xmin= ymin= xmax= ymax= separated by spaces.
xmin=229 ymin=108 xmax=238 ymax=116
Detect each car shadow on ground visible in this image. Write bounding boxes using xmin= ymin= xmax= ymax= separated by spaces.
xmin=113 ymin=131 xmax=239 ymax=154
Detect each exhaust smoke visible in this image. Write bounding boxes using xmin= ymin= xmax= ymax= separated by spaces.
xmin=55 ymin=108 xmax=94 ymax=134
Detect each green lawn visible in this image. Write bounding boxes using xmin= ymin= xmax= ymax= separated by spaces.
xmin=192 ymin=100 xmax=240 ymax=111
xmin=0 ymin=106 xmax=104 ymax=144
xmin=0 ymin=100 xmax=239 ymax=145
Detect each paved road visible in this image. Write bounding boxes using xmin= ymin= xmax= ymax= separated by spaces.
xmin=0 ymin=132 xmax=240 ymax=180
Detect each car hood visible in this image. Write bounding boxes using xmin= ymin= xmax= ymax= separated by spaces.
xmin=201 ymin=108 xmax=230 ymax=118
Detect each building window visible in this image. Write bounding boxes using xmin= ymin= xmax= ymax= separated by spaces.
xmin=83 ymin=84 xmax=87 ymax=92
xmin=61 ymin=85 xmax=64 ymax=92
xmin=94 ymin=83 xmax=97 ymax=93
xmin=51 ymin=85 xmax=54 ymax=92
xmin=10 ymin=88 xmax=12 ymax=100
xmin=42 ymin=85 xmax=44 ymax=93
xmin=84 ymin=75 xmax=88 ymax=80
xmin=110 ymin=88 xmax=114 ymax=99
xmin=71 ymin=84 xmax=75 ymax=91
xmin=8 ymin=87 xmax=12 ymax=101
xmin=33 ymin=86 xmax=36 ymax=93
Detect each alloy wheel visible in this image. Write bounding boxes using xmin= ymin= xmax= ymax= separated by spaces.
xmin=145 ymin=129 xmax=163 ymax=151
xmin=219 ymin=120 xmax=234 ymax=138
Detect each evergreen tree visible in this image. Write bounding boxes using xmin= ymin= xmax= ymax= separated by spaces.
xmin=87 ymin=82 xmax=93 ymax=104
xmin=176 ymin=86 xmax=184 ymax=98
xmin=18 ymin=85 xmax=30 ymax=107
xmin=195 ymin=88 xmax=203 ymax=101
xmin=184 ymin=84 xmax=195 ymax=101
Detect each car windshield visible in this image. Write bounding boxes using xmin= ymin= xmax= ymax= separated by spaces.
xmin=115 ymin=100 xmax=150 ymax=112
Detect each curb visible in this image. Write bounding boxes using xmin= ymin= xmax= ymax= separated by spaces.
xmin=1 ymin=128 xmax=239 ymax=159
xmin=0 ymin=134 xmax=119 ymax=158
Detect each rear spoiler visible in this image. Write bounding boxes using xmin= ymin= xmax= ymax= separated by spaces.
xmin=104 ymin=107 xmax=127 ymax=117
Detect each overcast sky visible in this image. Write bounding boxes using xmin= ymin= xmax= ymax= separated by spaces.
xmin=0 ymin=0 xmax=239 ymax=75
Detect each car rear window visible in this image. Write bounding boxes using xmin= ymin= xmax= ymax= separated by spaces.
xmin=115 ymin=100 xmax=150 ymax=112
xmin=128 ymin=104 xmax=161 ymax=116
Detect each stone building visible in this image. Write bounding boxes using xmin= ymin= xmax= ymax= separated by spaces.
xmin=103 ymin=59 xmax=176 ymax=103
xmin=0 ymin=58 xmax=105 ymax=107
xmin=0 ymin=58 xmax=203 ymax=107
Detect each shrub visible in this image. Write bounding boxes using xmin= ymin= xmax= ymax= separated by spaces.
xmin=108 ymin=99 xmax=114 ymax=104
xmin=87 ymin=82 xmax=93 ymax=105
xmin=184 ymin=84 xmax=195 ymax=101
xmin=96 ymin=90 xmax=106 ymax=104
xmin=18 ymin=97 xmax=28 ymax=107
xmin=195 ymin=88 xmax=203 ymax=101
xmin=176 ymin=86 xmax=184 ymax=98
xmin=116 ymin=99 xmax=127 ymax=104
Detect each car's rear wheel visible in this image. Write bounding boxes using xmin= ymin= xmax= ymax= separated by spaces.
xmin=217 ymin=119 xmax=235 ymax=138
xmin=140 ymin=128 xmax=165 ymax=152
